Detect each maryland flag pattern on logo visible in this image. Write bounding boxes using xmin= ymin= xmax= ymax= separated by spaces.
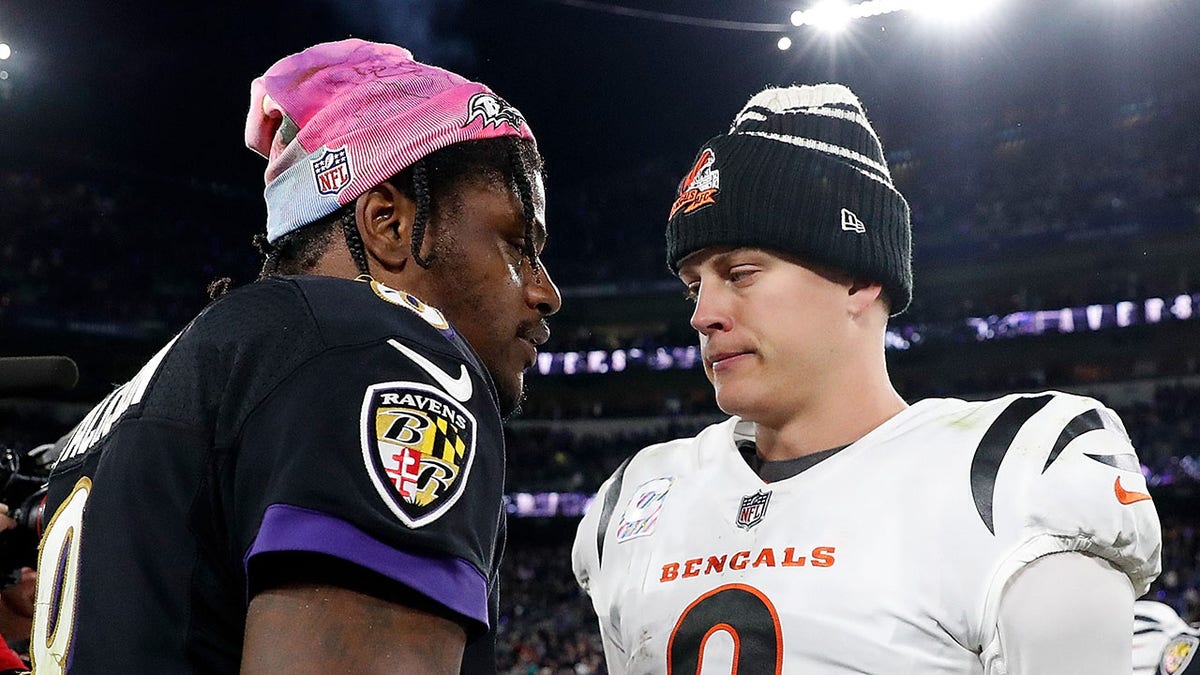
xmin=360 ymin=381 xmax=477 ymax=528
xmin=1162 ymin=634 xmax=1199 ymax=674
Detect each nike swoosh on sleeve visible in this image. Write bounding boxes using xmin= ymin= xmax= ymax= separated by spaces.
xmin=1114 ymin=476 xmax=1152 ymax=505
xmin=387 ymin=338 xmax=473 ymax=403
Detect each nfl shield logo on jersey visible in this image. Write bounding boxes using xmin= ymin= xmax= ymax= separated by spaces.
xmin=736 ymin=489 xmax=772 ymax=530
xmin=360 ymin=381 xmax=477 ymax=528
xmin=312 ymin=146 xmax=352 ymax=196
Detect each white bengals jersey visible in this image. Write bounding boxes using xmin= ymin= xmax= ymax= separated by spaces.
xmin=573 ymin=392 xmax=1162 ymax=674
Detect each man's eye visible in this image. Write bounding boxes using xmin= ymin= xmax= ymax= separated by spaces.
xmin=729 ymin=267 xmax=757 ymax=284
xmin=683 ymin=284 xmax=699 ymax=303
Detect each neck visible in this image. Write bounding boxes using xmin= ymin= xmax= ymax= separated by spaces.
xmin=309 ymin=244 xmax=364 ymax=280
xmin=753 ymin=368 xmax=907 ymax=462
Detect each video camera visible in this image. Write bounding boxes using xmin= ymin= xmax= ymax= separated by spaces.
xmin=0 ymin=444 xmax=54 ymax=587
xmin=0 ymin=356 xmax=79 ymax=586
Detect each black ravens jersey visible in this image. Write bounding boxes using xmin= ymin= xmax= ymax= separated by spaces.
xmin=31 ymin=276 xmax=506 ymax=674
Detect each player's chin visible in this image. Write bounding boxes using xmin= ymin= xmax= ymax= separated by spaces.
xmin=497 ymin=370 xmax=527 ymax=420
xmin=484 ymin=346 xmax=534 ymax=416
xmin=714 ymin=384 xmax=760 ymax=419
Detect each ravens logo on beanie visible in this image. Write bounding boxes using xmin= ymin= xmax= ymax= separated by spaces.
xmin=665 ymin=84 xmax=913 ymax=315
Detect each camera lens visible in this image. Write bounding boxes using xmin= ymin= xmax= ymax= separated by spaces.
xmin=11 ymin=486 xmax=47 ymax=538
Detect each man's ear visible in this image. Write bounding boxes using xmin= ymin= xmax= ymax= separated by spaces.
xmin=847 ymin=279 xmax=885 ymax=317
xmin=355 ymin=182 xmax=418 ymax=274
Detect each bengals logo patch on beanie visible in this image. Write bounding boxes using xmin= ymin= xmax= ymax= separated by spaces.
xmin=670 ymin=148 xmax=720 ymax=218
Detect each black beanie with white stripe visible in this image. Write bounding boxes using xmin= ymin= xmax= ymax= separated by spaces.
xmin=666 ymin=84 xmax=912 ymax=315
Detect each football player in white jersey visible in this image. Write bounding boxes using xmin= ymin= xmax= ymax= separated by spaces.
xmin=573 ymin=84 xmax=1163 ymax=674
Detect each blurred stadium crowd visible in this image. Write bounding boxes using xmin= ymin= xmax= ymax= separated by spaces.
xmin=2 ymin=78 xmax=1198 ymax=333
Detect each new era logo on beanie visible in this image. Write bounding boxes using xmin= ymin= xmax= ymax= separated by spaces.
xmin=841 ymin=208 xmax=865 ymax=234
xmin=665 ymin=83 xmax=912 ymax=315
xmin=245 ymin=39 xmax=536 ymax=244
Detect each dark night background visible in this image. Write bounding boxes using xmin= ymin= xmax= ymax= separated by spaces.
xmin=4 ymin=0 xmax=1199 ymax=394
xmin=3 ymin=0 xmax=1196 ymax=265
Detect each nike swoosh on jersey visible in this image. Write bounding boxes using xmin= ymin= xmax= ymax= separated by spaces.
xmin=387 ymin=339 xmax=473 ymax=403
xmin=1114 ymin=476 xmax=1152 ymax=505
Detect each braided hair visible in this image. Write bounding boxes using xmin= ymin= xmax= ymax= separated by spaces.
xmin=408 ymin=159 xmax=434 ymax=268
xmin=256 ymin=136 xmax=543 ymax=278
xmin=339 ymin=209 xmax=370 ymax=276
xmin=506 ymin=141 xmax=541 ymax=272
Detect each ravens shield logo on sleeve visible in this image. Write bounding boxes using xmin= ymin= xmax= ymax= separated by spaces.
xmin=360 ymin=381 xmax=478 ymax=528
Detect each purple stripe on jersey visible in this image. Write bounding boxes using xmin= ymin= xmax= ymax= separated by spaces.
xmin=246 ymin=503 xmax=488 ymax=626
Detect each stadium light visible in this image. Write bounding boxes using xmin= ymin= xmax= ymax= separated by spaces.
xmin=793 ymin=0 xmax=902 ymax=26
xmin=789 ymin=0 xmax=1000 ymax=29
xmin=912 ymin=0 xmax=1001 ymax=24
xmin=0 ymin=44 xmax=11 ymax=60
xmin=778 ymin=36 xmax=794 ymax=50
xmin=809 ymin=0 xmax=853 ymax=33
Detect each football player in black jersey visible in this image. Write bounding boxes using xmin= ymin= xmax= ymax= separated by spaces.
xmin=30 ymin=39 xmax=559 ymax=674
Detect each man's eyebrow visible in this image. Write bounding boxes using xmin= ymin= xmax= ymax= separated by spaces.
xmin=710 ymin=250 xmax=739 ymax=266
xmin=680 ymin=250 xmax=738 ymax=277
